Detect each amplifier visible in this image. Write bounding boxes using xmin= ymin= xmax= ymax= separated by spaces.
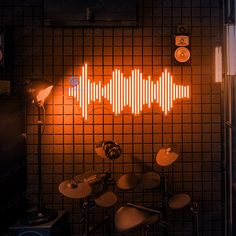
xmin=8 ymin=211 xmax=70 ymax=236
xmin=0 ymin=28 xmax=4 ymax=67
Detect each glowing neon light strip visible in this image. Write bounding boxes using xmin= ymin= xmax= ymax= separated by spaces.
xmin=68 ymin=64 xmax=190 ymax=119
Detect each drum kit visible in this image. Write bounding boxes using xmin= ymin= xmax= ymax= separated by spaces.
xmin=58 ymin=142 xmax=199 ymax=236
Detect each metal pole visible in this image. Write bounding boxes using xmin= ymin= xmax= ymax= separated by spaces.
xmin=38 ymin=106 xmax=42 ymax=211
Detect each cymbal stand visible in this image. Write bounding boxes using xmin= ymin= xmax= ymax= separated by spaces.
xmin=162 ymin=174 xmax=170 ymax=236
xmin=79 ymin=196 xmax=91 ymax=236
xmin=190 ymin=201 xmax=200 ymax=236
xmin=79 ymin=179 xmax=111 ymax=236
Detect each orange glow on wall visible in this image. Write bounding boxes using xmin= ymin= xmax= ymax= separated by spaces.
xmin=68 ymin=64 xmax=190 ymax=120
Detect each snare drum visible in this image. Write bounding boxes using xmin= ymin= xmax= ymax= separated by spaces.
xmin=117 ymin=173 xmax=139 ymax=191
xmin=168 ymin=193 xmax=191 ymax=210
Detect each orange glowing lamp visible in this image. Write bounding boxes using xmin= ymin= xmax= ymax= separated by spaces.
xmin=36 ymin=85 xmax=53 ymax=104
xmin=25 ymin=80 xmax=57 ymax=224
xmin=27 ymin=80 xmax=53 ymax=106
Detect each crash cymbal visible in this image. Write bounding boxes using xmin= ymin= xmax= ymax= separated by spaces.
xmin=117 ymin=173 xmax=139 ymax=191
xmin=168 ymin=193 xmax=191 ymax=210
xmin=95 ymin=191 xmax=117 ymax=208
xmin=140 ymin=172 xmax=161 ymax=189
xmin=59 ymin=179 xmax=92 ymax=199
xmin=156 ymin=147 xmax=179 ymax=167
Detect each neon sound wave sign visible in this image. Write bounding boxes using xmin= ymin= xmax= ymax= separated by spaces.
xmin=68 ymin=64 xmax=190 ymax=120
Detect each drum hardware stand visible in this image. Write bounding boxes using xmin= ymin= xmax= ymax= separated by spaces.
xmin=78 ymin=178 xmax=112 ymax=236
xmin=190 ymin=201 xmax=200 ymax=236
xmin=160 ymin=174 xmax=170 ymax=236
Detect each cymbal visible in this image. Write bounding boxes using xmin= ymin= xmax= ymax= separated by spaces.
xmin=117 ymin=173 xmax=139 ymax=191
xmin=168 ymin=193 xmax=191 ymax=210
xmin=140 ymin=172 xmax=161 ymax=189
xmin=156 ymin=147 xmax=179 ymax=167
xmin=95 ymin=191 xmax=117 ymax=208
xmin=59 ymin=179 xmax=92 ymax=199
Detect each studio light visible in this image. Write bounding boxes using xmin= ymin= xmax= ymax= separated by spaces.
xmin=24 ymin=80 xmax=57 ymax=225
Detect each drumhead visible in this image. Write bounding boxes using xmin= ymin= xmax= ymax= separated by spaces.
xmin=140 ymin=172 xmax=161 ymax=189
xmin=95 ymin=191 xmax=117 ymax=208
xmin=117 ymin=174 xmax=139 ymax=190
xmin=115 ymin=206 xmax=149 ymax=233
xmin=168 ymin=193 xmax=191 ymax=210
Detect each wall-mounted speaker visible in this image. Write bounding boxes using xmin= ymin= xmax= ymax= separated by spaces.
xmin=173 ymin=25 xmax=191 ymax=65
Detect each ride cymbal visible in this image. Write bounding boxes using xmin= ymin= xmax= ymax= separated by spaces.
xmin=156 ymin=147 xmax=179 ymax=167
xmin=59 ymin=179 xmax=92 ymax=199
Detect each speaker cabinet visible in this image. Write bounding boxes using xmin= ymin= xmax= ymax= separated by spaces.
xmin=8 ymin=211 xmax=70 ymax=236
xmin=173 ymin=25 xmax=191 ymax=65
xmin=0 ymin=26 xmax=14 ymax=69
xmin=0 ymin=28 xmax=4 ymax=67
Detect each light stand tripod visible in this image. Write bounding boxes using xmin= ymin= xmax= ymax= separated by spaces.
xmin=22 ymin=81 xmax=57 ymax=225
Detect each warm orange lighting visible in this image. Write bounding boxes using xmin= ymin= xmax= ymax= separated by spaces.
xmin=68 ymin=64 xmax=190 ymax=119
xmin=36 ymin=85 xmax=53 ymax=104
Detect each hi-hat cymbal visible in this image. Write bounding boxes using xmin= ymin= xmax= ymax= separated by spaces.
xmin=156 ymin=147 xmax=179 ymax=167
xmin=59 ymin=179 xmax=92 ymax=199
